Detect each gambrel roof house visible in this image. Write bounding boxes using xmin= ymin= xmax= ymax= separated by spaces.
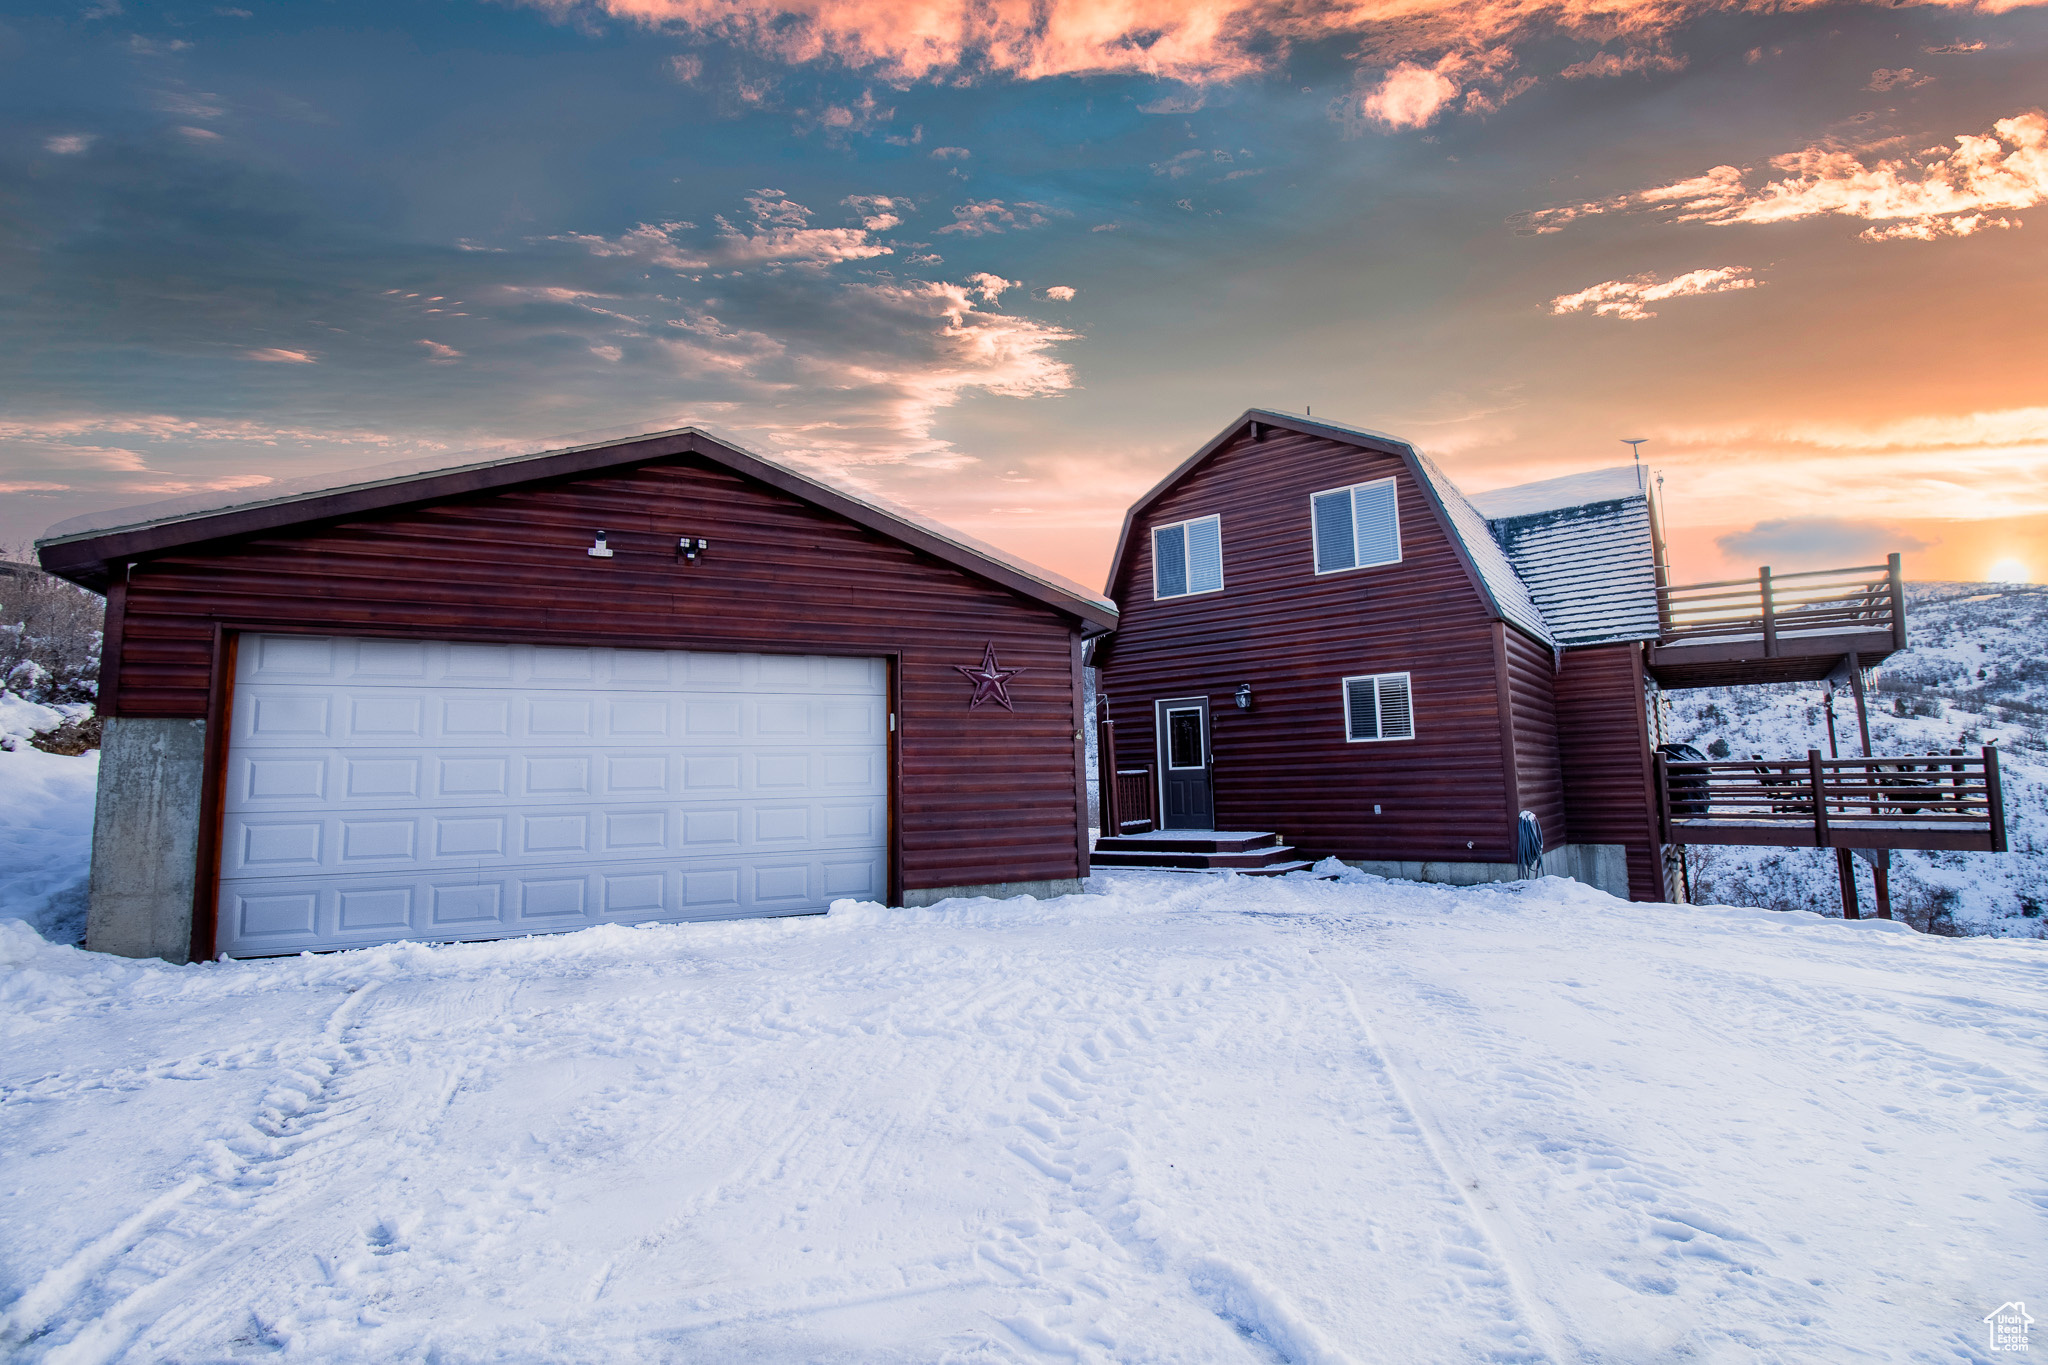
xmin=41 ymin=426 xmax=1115 ymax=962
xmin=1092 ymin=409 xmax=1954 ymax=906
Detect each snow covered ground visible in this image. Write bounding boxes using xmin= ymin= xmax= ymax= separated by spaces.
xmin=3 ymin=872 xmax=2041 ymax=1363
xmin=0 ymin=694 xmax=98 ymax=945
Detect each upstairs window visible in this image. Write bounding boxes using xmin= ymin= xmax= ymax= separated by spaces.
xmin=1343 ymin=672 xmax=1415 ymax=742
xmin=1312 ymin=478 xmax=1401 ymax=574
xmin=1153 ymin=515 xmax=1224 ymax=599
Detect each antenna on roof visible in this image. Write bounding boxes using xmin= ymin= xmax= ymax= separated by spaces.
xmin=1622 ymin=438 xmax=1648 ymax=463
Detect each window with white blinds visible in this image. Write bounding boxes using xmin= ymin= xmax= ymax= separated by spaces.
xmin=1311 ymin=478 xmax=1401 ymax=574
xmin=1342 ymin=672 xmax=1415 ymax=742
xmin=1152 ymin=515 xmax=1224 ymax=599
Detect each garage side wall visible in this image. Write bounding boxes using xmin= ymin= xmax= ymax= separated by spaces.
xmin=100 ymin=456 xmax=1087 ymax=926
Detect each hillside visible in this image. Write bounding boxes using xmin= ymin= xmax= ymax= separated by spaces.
xmin=1665 ymin=583 xmax=2047 ymax=937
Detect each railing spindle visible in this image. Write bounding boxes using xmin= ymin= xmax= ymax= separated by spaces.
xmin=1888 ymin=552 xmax=1906 ymax=652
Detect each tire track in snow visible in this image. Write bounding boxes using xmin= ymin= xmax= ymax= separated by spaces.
xmin=1310 ymin=951 xmax=1573 ymax=1365
xmin=4 ymin=981 xmax=387 ymax=1364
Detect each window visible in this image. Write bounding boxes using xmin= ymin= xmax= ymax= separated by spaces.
xmin=1311 ymin=478 xmax=1400 ymax=574
xmin=1153 ymin=515 xmax=1224 ymax=599
xmin=1342 ymin=672 xmax=1415 ymax=742
xmin=1165 ymin=707 xmax=1206 ymax=768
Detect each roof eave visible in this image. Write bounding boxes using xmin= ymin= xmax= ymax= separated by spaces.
xmin=38 ymin=428 xmax=1118 ymax=632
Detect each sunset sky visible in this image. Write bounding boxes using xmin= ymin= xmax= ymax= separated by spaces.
xmin=5 ymin=0 xmax=2045 ymax=590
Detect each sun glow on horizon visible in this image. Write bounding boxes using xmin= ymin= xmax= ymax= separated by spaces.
xmin=1987 ymin=558 xmax=2032 ymax=583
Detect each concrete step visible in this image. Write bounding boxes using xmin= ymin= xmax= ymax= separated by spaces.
xmin=1090 ymin=844 xmax=1303 ymax=870
xmin=1092 ymin=830 xmax=1284 ymax=856
xmin=1105 ymin=860 xmax=1325 ymax=879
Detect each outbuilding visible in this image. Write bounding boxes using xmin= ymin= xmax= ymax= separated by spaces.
xmin=39 ymin=427 xmax=1115 ymax=962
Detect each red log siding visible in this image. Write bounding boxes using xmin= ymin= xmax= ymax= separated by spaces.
xmin=1555 ymin=643 xmax=1668 ymax=900
xmin=1500 ymin=626 xmax=1566 ymax=847
xmin=107 ymin=455 xmax=1087 ymax=894
xmin=1099 ymin=428 xmax=1522 ymax=864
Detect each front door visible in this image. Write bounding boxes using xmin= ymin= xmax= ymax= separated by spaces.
xmin=1156 ymin=698 xmax=1214 ymax=829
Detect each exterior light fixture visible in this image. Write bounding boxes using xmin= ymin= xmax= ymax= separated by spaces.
xmin=588 ymin=531 xmax=614 ymax=559
xmin=1234 ymin=683 xmax=1253 ymax=710
xmin=678 ymin=536 xmax=708 ymax=562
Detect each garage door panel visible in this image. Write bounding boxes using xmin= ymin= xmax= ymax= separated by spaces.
xmin=221 ymin=849 xmax=887 ymax=954
xmin=218 ymin=637 xmax=890 ymax=956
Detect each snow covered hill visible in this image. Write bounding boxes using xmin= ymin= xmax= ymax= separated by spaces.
xmin=1 ymin=871 xmax=2041 ymax=1363
xmin=1663 ymin=583 xmax=2048 ymax=937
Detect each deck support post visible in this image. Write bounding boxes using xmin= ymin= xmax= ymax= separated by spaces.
xmin=1807 ymin=748 xmax=1832 ymax=849
xmin=1870 ymin=849 xmax=1892 ymax=920
xmin=1836 ymin=848 xmax=1861 ymax=920
xmin=1847 ymin=651 xmax=1872 ymax=757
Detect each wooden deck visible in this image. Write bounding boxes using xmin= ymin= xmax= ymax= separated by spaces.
xmin=1648 ymin=556 xmax=1906 ymax=689
xmin=1658 ymin=748 xmax=2007 ymax=853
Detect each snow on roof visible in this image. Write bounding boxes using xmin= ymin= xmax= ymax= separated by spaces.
xmin=1474 ymin=465 xmax=1661 ymax=646
xmin=1465 ymin=464 xmax=1647 ymax=521
xmin=38 ymin=426 xmax=1116 ymax=622
xmin=1411 ymin=451 xmax=1558 ymax=649
xmin=1244 ymin=412 xmax=1558 ymax=648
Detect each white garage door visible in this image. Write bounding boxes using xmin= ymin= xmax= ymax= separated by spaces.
xmin=215 ymin=633 xmax=888 ymax=957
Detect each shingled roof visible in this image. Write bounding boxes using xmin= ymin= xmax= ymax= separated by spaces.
xmin=1468 ymin=465 xmax=1662 ymax=647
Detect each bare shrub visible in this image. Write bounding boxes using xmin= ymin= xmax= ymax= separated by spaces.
xmin=0 ymin=550 xmax=105 ymax=705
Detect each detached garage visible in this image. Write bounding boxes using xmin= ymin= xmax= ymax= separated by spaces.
xmin=38 ymin=427 xmax=1116 ymax=962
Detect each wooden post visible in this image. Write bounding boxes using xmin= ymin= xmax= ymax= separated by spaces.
xmin=1871 ymin=849 xmax=1892 ymax=920
xmin=1847 ymin=651 xmax=1872 ymax=757
xmin=1654 ymin=751 xmax=1672 ymax=842
xmin=1837 ymin=847 xmax=1861 ymax=920
xmin=1807 ymin=748 xmax=1832 ymax=848
xmin=1760 ymin=566 xmax=1778 ymax=658
xmin=1096 ymin=700 xmax=1119 ymax=838
xmin=1887 ymin=552 xmax=1906 ymax=652
xmin=1986 ymin=745 xmax=2008 ymax=853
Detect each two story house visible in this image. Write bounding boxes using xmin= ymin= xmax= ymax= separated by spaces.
xmin=1090 ymin=409 xmax=1992 ymax=910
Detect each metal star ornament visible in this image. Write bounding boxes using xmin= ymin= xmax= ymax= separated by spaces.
xmin=954 ymin=643 xmax=1026 ymax=711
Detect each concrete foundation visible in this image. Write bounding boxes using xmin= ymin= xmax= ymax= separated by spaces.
xmin=901 ymin=878 xmax=1085 ymax=908
xmin=86 ymin=717 xmax=207 ymax=964
xmin=1345 ymin=842 xmax=1630 ymax=900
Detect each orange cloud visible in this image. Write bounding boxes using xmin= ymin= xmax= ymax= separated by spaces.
xmin=243 ymin=348 xmax=316 ymax=363
xmin=1548 ymin=265 xmax=1759 ymax=319
xmin=1523 ymin=110 xmax=2048 ymax=240
xmin=524 ymin=0 xmax=2045 ymax=92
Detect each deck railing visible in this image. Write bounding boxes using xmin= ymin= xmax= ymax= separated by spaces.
xmin=1658 ymin=747 xmax=2007 ymax=852
xmin=1112 ymin=765 xmax=1158 ymax=834
xmin=1658 ymin=553 xmax=1905 ymax=656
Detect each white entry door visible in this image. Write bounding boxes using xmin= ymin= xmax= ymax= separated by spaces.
xmin=215 ymin=634 xmax=888 ymax=956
